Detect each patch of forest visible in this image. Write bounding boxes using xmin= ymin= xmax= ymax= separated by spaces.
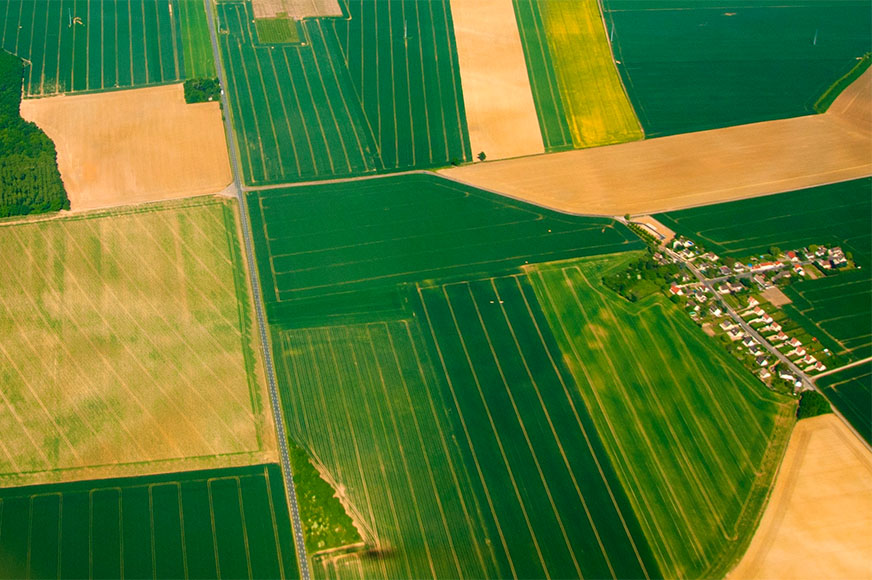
xmin=0 ymin=50 xmax=68 ymax=217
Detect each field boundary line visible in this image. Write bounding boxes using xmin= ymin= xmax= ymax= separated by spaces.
xmin=295 ymin=45 xmax=337 ymax=175
xmin=232 ymin=9 xmax=272 ymax=181
xmin=282 ymin=50 xmax=321 ymax=176
xmin=266 ymin=50 xmax=303 ymax=177
xmin=247 ymin=18 xmax=288 ymax=180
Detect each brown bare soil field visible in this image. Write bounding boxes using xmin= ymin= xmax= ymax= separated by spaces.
xmin=762 ymin=287 xmax=793 ymax=307
xmin=20 ymin=84 xmax=232 ymax=212
xmin=450 ymin=0 xmax=544 ymax=160
xmin=439 ymin=70 xmax=872 ymax=216
xmin=730 ymin=414 xmax=872 ymax=580
xmin=252 ymin=0 xmax=341 ymax=19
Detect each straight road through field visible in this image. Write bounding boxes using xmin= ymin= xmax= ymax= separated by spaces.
xmin=203 ymin=1 xmax=311 ymax=578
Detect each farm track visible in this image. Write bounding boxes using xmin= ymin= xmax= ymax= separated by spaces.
xmin=439 ymin=69 xmax=872 ymax=216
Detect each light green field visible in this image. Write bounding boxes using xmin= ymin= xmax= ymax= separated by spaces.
xmin=537 ymin=0 xmax=643 ymax=147
xmin=529 ymin=253 xmax=796 ymax=579
xmin=0 ymin=198 xmax=269 ymax=487
xmin=255 ymin=17 xmax=302 ymax=44
xmin=179 ymin=0 xmax=216 ymax=77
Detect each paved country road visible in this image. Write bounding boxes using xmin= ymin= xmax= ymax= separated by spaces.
xmin=202 ymin=1 xmax=312 ymax=578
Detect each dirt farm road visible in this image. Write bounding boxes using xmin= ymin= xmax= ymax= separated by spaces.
xmin=439 ymin=69 xmax=872 ymax=217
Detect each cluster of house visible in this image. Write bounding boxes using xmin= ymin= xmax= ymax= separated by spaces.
xmin=789 ymin=245 xmax=850 ymax=271
xmin=738 ymin=296 xmax=826 ymax=372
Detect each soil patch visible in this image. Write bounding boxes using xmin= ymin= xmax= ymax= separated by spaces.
xmin=761 ymin=286 xmax=792 ymax=307
xmin=729 ymin=414 xmax=872 ymax=579
xmin=20 ymin=84 xmax=232 ymax=211
xmin=252 ymin=0 xmax=341 ymax=19
xmin=439 ymin=70 xmax=872 ymax=216
xmin=450 ymin=0 xmax=544 ymax=160
xmin=634 ymin=215 xmax=675 ymax=243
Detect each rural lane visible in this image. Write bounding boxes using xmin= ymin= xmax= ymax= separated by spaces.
xmin=202 ymin=1 xmax=312 ymax=578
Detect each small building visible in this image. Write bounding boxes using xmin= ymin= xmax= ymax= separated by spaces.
xmin=747 ymin=296 xmax=760 ymax=309
xmin=751 ymin=261 xmax=781 ymax=272
xmin=719 ymin=266 xmax=732 ymax=277
xmin=749 ymin=345 xmax=764 ymax=356
xmin=728 ymin=328 xmax=745 ymax=341
xmin=772 ymin=331 xmax=789 ymax=342
xmin=788 ymin=337 xmax=803 ymax=348
xmin=756 ymin=356 xmax=770 ymax=367
xmin=786 ymin=250 xmax=798 ymax=262
xmin=758 ymin=368 xmax=771 ymax=380
xmin=669 ymin=284 xmax=684 ymax=296
xmin=720 ymin=320 xmax=736 ymax=331
xmin=742 ymin=336 xmax=758 ymax=347
xmin=802 ymin=354 xmax=817 ymax=365
xmin=709 ymin=304 xmax=722 ymax=317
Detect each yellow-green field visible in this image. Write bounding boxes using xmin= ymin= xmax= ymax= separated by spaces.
xmin=540 ymin=0 xmax=642 ymax=147
xmin=0 ymin=198 xmax=272 ymax=487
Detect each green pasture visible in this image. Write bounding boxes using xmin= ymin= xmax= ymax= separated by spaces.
xmin=179 ymin=0 xmax=216 ymax=77
xmin=529 ymin=254 xmax=796 ymax=579
xmin=818 ymin=362 xmax=872 ymax=444
xmin=657 ymin=178 xmax=872 ymax=361
xmin=332 ymin=0 xmax=471 ymax=169
xmin=602 ymin=0 xmax=872 ymax=136
xmin=247 ymin=173 xmax=642 ymax=324
xmin=1 ymin=0 xmax=185 ymax=96
xmin=276 ymin=304 xmax=658 ymax=579
xmin=0 ymin=464 xmax=297 ymax=579
xmin=512 ymin=0 xmax=573 ymax=151
xmin=219 ymin=1 xmax=379 ymax=185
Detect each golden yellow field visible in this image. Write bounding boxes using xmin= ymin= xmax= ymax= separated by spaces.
xmin=541 ymin=0 xmax=643 ymax=147
xmin=730 ymin=414 xmax=872 ymax=580
xmin=0 ymin=198 xmax=274 ymax=487
xmin=20 ymin=84 xmax=232 ymax=211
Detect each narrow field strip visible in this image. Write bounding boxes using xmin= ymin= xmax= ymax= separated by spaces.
xmin=0 ymin=199 xmax=271 ymax=487
xmin=528 ymin=254 xmax=796 ymax=579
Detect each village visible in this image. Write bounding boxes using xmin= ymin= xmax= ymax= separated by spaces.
xmin=620 ymin=223 xmax=857 ymax=395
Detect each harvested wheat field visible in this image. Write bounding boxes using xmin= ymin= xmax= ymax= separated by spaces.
xmin=252 ymin=0 xmax=341 ymax=19
xmin=20 ymin=84 xmax=232 ymax=211
xmin=450 ymin=0 xmax=544 ymax=161
xmin=439 ymin=69 xmax=872 ymax=216
xmin=730 ymin=414 xmax=872 ymax=580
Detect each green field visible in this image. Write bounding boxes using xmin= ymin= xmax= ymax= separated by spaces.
xmin=602 ymin=0 xmax=872 ymax=136
xmin=179 ymin=0 xmax=216 ymax=77
xmin=219 ymin=1 xmax=379 ymax=185
xmin=255 ymin=17 xmax=302 ymax=44
xmin=0 ymin=464 xmax=298 ymax=579
xmin=1 ymin=0 xmax=185 ymax=96
xmin=818 ymin=363 xmax=872 ymax=444
xmin=529 ymin=254 xmax=796 ymax=579
xmin=247 ymin=173 xmax=642 ymax=324
xmin=657 ymin=178 xmax=872 ymax=362
xmin=332 ymin=0 xmax=471 ymax=170
xmin=0 ymin=198 xmax=268 ymax=485
xmin=513 ymin=0 xmax=573 ymax=151
xmin=519 ymin=0 xmax=642 ymax=148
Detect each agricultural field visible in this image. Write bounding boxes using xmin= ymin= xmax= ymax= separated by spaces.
xmin=512 ymin=0 xmax=573 ymax=151
xmin=602 ymin=0 xmax=872 ymax=136
xmin=528 ymin=254 xmax=796 ymax=579
xmin=818 ymin=362 xmax=872 ymax=444
xmin=333 ymin=0 xmax=471 ymax=169
xmin=516 ymin=0 xmax=642 ymax=148
xmin=0 ymin=198 xmax=272 ymax=487
xmin=219 ymin=1 xmax=379 ymax=185
xmin=179 ymin=0 xmax=216 ymax=78
xmin=0 ymin=464 xmax=298 ymax=579
xmin=0 ymin=0 xmax=185 ymax=96
xmin=275 ymin=287 xmax=659 ymax=579
xmin=255 ymin=16 xmax=302 ymax=44
xmin=247 ymin=173 xmax=642 ymax=324
xmin=657 ymin=178 xmax=872 ymax=362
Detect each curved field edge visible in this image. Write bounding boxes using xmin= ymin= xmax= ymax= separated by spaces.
xmin=527 ymin=252 xmax=796 ymax=579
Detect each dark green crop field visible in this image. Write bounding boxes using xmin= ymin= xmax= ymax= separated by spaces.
xmin=513 ymin=0 xmax=573 ymax=151
xmin=602 ymin=0 xmax=872 ymax=136
xmin=248 ymin=173 xmax=642 ymax=324
xmin=0 ymin=464 xmax=298 ymax=579
xmin=333 ymin=0 xmax=471 ymax=170
xmin=219 ymin=1 xmax=379 ymax=185
xmin=657 ymin=178 xmax=872 ymax=361
xmin=529 ymin=254 xmax=795 ymax=579
xmin=818 ymin=362 xmax=872 ymax=444
xmin=1 ymin=0 xmax=185 ymax=96
xmin=275 ymin=284 xmax=658 ymax=579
